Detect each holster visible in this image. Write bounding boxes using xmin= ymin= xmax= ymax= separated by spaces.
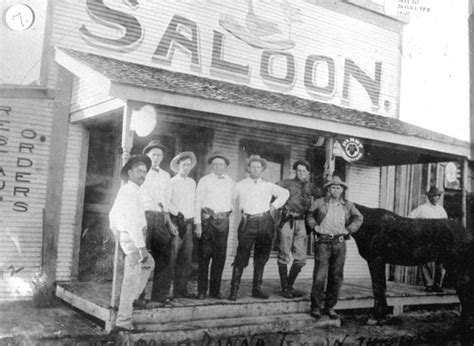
xmin=170 ymin=212 xmax=188 ymax=238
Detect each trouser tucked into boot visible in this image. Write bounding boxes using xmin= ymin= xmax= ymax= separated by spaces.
xmin=278 ymin=263 xmax=293 ymax=298
xmin=252 ymin=264 xmax=269 ymax=299
xmin=288 ymin=262 xmax=305 ymax=297
xmin=228 ymin=265 xmax=243 ymax=301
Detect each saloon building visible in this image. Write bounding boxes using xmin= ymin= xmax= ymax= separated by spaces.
xmin=0 ymin=0 xmax=470 ymax=304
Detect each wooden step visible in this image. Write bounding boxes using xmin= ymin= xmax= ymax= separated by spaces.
xmin=124 ymin=313 xmax=340 ymax=344
xmin=132 ymin=296 xmax=309 ymax=323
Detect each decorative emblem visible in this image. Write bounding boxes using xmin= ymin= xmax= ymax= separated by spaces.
xmin=219 ymin=0 xmax=302 ymax=51
xmin=339 ymin=137 xmax=364 ymax=162
xmin=4 ymin=4 xmax=35 ymax=31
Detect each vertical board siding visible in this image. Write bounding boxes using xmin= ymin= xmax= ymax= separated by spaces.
xmin=0 ymin=98 xmax=53 ymax=301
xmin=56 ymin=124 xmax=87 ymax=281
xmin=344 ymin=163 xmax=380 ymax=279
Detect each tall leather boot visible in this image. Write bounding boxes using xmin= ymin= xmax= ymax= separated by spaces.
xmin=228 ymin=266 xmax=243 ymax=301
xmin=252 ymin=264 xmax=269 ymax=299
xmin=288 ymin=263 xmax=305 ymax=297
xmin=278 ymin=263 xmax=293 ymax=298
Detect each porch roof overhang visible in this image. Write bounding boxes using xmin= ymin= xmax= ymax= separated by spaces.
xmin=54 ymin=47 xmax=470 ymax=165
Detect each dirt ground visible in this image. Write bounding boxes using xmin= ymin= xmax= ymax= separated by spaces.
xmin=0 ymin=299 xmax=473 ymax=345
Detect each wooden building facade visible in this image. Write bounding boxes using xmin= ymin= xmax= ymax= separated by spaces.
xmin=0 ymin=0 xmax=470 ymax=302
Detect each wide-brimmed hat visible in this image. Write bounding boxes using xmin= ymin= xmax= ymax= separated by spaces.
xmin=246 ymin=155 xmax=267 ymax=172
xmin=170 ymin=151 xmax=197 ymax=173
xmin=293 ymin=160 xmax=310 ymax=171
xmin=142 ymin=140 xmax=168 ymax=155
xmin=120 ymin=155 xmax=151 ymax=182
xmin=323 ymin=176 xmax=348 ymax=189
xmin=426 ymin=186 xmax=443 ymax=196
xmin=207 ymin=151 xmax=230 ymax=166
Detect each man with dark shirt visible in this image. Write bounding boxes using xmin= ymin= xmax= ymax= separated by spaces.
xmin=277 ymin=160 xmax=321 ymax=298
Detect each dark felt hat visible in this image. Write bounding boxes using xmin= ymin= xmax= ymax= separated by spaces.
xmin=142 ymin=140 xmax=168 ymax=155
xmin=120 ymin=155 xmax=151 ymax=182
xmin=245 ymin=155 xmax=267 ymax=172
xmin=426 ymin=186 xmax=443 ymax=196
xmin=207 ymin=151 xmax=230 ymax=166
xmin=293 ymin=160 xmax=311 ymax=171
xmin=323 ymin=175 xmax=348 ymax=189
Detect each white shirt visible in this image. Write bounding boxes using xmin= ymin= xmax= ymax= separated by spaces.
xmin=233 ymin=177 xmax=289 ymax=215
xmin=409 ymin=202 xmax=448 ymax=219
xmin=140 ymin=168 xmax=171 ymax=212
xmin=109 ymin=181 xmax=147 ymax=254
xmin=195 ymin=173 xmax=235 ymax=224
xmin=168 ymin=174 xmax=196 ymax=219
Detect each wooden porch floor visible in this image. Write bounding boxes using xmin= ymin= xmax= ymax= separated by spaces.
xmin=56 ymin=278 xmax=459 ymax=333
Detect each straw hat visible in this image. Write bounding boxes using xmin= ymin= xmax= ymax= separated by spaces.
xmin=245 ymin=155 xmax=267 ymax=171
xmin=170 ymin=151 xmax=197 ymax=173
xmin=207 ymin=151 xmax=230 ymax=166
xmin=142 ymin=140 xmax=168 ymax=155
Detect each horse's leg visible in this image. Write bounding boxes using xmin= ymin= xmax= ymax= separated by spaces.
xmin=368 ymin=257 xmax=388 ymax=321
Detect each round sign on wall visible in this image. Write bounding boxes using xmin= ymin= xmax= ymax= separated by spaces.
xmin=4 ymin=4 xmax=35 ymax=31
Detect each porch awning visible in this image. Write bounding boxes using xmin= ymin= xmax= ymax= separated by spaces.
xmin=54 ymin=47 xmax=470 ymax=164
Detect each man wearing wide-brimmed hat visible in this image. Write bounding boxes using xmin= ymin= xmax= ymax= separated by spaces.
xmin=109 ymin=155 xmax=155 ymax=331
xmin=306 ymin=176 xmax=363 ymax=320
xmin=167 ymin=151 xmax=198 ymax=298
xmin=140 ymin=140 xmax=174 ymax=303
xmin=276 ymin=160 xmax=321 ymax=299
xmin=409 ymin=186 xmax=448 ymax=292
xmin=195 ymin=152 xmax=235 ymax=300
xmin=228 ymin=155 xmax=289 ymax=301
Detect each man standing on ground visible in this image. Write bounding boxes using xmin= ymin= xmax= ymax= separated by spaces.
xmin=409 ymin=186 xmax=448 ymax=293
xmin=167 ymin=152 xmax=197 ymax=298
xmin=306 ymin=176 xmax=363 ymax=320
xmin=140 ymin=140 xmax=175 ymax=303
xmin=277 ymin=160 xmax=321 ymax=298
xmin=109 ymin=155 xmax=155 ymax=331
xmin=228 ymin=155 xmax=289 ymax=301
xmin=195 ymin=152 xmax=235 ymax=299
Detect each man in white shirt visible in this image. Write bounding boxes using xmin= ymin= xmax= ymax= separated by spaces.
xmin=228 ymin=155 xmax=289 ymax=301
xmin=109 ymin=155 xmax=155 ymax=331
xmin=167 ymin=151 xmax=197 ymax=298
xmin=409 ymin=186 xmax=448 ymax=292
xmin=140 ymin=140 xmax=175 ymax=303
xmin=195 ymin=152 xmax=235 ymax=299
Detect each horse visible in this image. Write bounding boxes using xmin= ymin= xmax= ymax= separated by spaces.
xmin=351 ymin=204 xmax=474 ymax=329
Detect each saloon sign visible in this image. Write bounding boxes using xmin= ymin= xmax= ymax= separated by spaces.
xmin=74 ymin=0 xmax=399 ymax=116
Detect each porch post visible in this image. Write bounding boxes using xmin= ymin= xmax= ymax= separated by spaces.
xmin=324 ymin=136 xmax=335 ymax=181
xmin=109 ymin=103 xmax=134 ymax=331
xmin=462 ymin=157 xmax=470 ymax=227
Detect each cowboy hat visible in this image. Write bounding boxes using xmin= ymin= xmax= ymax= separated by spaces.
xmin=245 ymin=155 xmax=267 ymax=172
xmin=142 ymin=140 xmax=168 ymax=155
xmin=293 ymin=160 xmax=310 ymax=171
xmin=207 ymin=151 xmax=230 ymax=166
xmin=323 ymin=176 xmax=348 ymax=189
xmin=426 ymin=186 xmax=443 ymax=196
xmin=120 ymin=155 xmax=151 ymax=182
xmin=170 ymin=151 xmax=197 ymax=173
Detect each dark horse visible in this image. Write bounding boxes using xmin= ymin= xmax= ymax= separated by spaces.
xmin=352 ymin=204 xmax=474 ymax=328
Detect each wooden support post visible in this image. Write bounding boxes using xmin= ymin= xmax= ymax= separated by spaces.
xmin=462 ymin=158 xmax=470 ymax=228
xmin=392 ymin=304 xmax=404 ymax=316
xmin=324 ymin=137 xmax=335 ymax=182
xmin=109 ymin=104 xmax=135 ymax=331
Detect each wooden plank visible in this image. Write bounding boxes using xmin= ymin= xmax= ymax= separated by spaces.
xmin=56 ymin=285 xmax=111 ymax=322
xmin=42 ymin=67 xmax=73 ymax=291
xmin=70 ymin=127 xmax=90 ymax=278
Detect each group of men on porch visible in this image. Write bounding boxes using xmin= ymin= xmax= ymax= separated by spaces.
xmin=108 ymin=139 xmax=447 ymax=331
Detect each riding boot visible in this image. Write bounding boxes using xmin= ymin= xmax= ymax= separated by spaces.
xmin=287 ymin=263 xmax=304 ymax=297
xmin=278 ymin=263 xmax=293 ymax=298
xmin=228 ymin=266 xmax=243 ymax=301
xmin=252 ymin=264 xmax=269 ymax=299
